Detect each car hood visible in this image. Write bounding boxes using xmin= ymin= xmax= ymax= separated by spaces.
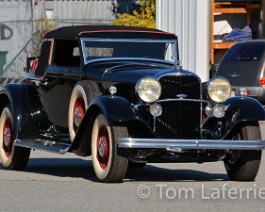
xmin=83 ymin=61 xmax=200 ymax=102
xmin=100 ymin=65 xmax=200 ymax=100
xmin=102 ymin=65 xmax=198 ymax=83
xmin=84 ymin=60 xmax=177 ymax=83
xmin=84 ymin=60 xmax=198 ymax=85
xmin=102 ymin=67 xmax=172 ymax=83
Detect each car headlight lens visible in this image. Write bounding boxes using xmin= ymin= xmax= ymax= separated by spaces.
xmin=207 ymin=77 xmax=231 ymax=103
xmin=150 ymin=103 xmax=162 ymax=117
xmin=213 ymin=104 xmax=225 ymax=118
xmin=136 ymin=77 xmax=161 ymax=103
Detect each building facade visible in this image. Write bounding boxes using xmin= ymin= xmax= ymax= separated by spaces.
xmin=156 ymin=0 xmax=261 ymax=82
xmin=156 ymin=0 xmax=210 ymax=82
xmin=0 ymin=0 xmax=124 ymax=77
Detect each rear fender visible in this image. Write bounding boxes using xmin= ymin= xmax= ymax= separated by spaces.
xmin=0 ymin=83 xmax=50 ymax=140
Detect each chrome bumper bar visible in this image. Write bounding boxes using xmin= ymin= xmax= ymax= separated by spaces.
xmin=118 ymin=138 xmax=265 ymax=150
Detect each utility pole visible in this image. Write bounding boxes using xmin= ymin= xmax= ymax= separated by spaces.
xmin=30 ymin=0 xmax=35 ymax=56
xmin=259 ymin=0 xmax=265 ymax=38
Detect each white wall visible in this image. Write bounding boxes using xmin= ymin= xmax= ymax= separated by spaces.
xmin=0 ymin=0 xmax=33 ymax=77
xmin=51 ymin=0 xmax=116 ymax=27
xmin=0 ymin=0 xmax=118 ymax=77
xmin=156 ymin=0 xmax=210 ymax=82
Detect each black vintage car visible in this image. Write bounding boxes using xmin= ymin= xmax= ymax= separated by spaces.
xmin=0 ymin=26 xmax=265 ymax=183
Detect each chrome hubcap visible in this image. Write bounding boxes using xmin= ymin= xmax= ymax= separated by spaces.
xmin=3 ymin=127 xmax=11 ymax=147
xmin=74 ymin=108 xmax=81 ymax=127
xmin=98 ymin=137 xmax=105 ymax=157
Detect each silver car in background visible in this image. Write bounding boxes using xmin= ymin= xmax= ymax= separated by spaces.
xmin=216 ymin=40 xmax=265 ymax=103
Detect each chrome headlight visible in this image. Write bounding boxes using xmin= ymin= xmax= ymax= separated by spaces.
xmin=207 ymin=77 xmax=231 ymax=103
xmin=150 ymin=103 xmax=162 ymax=117
xmin=136 ymin=77 xmax=161 ymax=103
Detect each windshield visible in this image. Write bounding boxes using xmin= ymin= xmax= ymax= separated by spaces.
xmin=80 ymin=38 xmax=178 ymax=64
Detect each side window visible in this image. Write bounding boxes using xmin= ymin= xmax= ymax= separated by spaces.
xmin=52 ymin=40 xmax=80 ymax=67
xmin=35 ymin=40 xmax=52 ymax=76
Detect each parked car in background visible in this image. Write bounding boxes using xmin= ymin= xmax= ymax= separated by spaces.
xmin=216 ymin=40 xmax=265 ymax=104
xmin=0 ymin=26 xmax=265 ymax=183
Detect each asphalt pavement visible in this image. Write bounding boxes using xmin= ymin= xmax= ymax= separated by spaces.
xmin=0 ymin=148 xmax=265 ymax=212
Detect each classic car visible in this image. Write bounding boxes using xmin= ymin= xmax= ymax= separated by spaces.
xmin=216 ymin=40 xmax=265 ymax=103
xmin=0 ymin=25 xmax=265 ymax=183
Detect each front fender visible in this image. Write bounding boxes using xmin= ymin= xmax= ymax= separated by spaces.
xmin=224 ymin=96 xmax=265 ymax=122
xmin=88 ymin=95 xmax=137 ymax=123
xmin=221 ymin=96 xmax=265 ymax=138
xmin=71 ymin=95 xmax=138 ymax=155
xmin=0 ymin=83 xmax=50 ymax=140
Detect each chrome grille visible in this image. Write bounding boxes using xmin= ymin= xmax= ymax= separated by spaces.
xmin=159 ymin=75 xmax=201 ymax=99
xmin=156 ymin=75 xmax=201 ymax=138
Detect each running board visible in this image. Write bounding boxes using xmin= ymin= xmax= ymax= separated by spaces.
xmin=14 ymin=139 xmax=71 ymax=154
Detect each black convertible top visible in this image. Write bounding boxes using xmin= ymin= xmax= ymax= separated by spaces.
xmin=44 ymin=25 xmax=177 ymax=40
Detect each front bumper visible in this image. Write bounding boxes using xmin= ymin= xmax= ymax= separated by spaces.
xmin=118 ymin=138 xmax=265 ymax=150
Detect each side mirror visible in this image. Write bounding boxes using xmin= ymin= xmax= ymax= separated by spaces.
xmin=26 ymin=57 xmax=39 ymax=73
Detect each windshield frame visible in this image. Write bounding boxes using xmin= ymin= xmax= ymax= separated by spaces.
xmin=80 ymin=38 xmax=178 ymax=65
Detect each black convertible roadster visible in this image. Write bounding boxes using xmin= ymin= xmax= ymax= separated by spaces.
xmin=0 ymin=26 xmax=265 ymax=182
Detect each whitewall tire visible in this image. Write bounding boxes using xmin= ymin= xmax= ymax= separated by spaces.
xmin=0 ymin=105 xmax=30 ymax=170
xmin=91 ymin=114 xmax=128 ymax=182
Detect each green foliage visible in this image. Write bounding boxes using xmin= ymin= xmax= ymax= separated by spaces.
xmin=37 ymin=17 xmax=55 ymax=38
xmin=111 ymin=0 xmax=156 ymax=29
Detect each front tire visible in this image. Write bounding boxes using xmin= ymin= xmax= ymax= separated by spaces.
xmin=91 ymin=114 xmax=128 ymax=183
xmin=0 ymin=105 xmax=30 ymax=170
xmin=224 ymin=124 xmax=262 ymax=181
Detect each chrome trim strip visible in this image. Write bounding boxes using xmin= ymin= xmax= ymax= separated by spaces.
xmin=118 ymin=138 xmax=265 ymax=150
xmin=85 ymin=57 xmax=175 ymax=66
xmin=104 ymin=61 xmax=174 ymax=73
xmin=132 ymin=98 xmax=209 ymax=109
xmin=81 ymin=38 xmax=177 ymax=43
xmin=156 ymin=98 xmax=209 ymax=104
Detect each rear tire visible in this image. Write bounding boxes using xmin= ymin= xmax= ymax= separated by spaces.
xmin=0 ymin=105 xmax=30 ymax=170
xmin=224 ymin=124 xmax=262 ymax=181
xmin=91 ymin=114 xmax=128 ymax=183
xmin=68 ymin=81 xmax=100 ymax=141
